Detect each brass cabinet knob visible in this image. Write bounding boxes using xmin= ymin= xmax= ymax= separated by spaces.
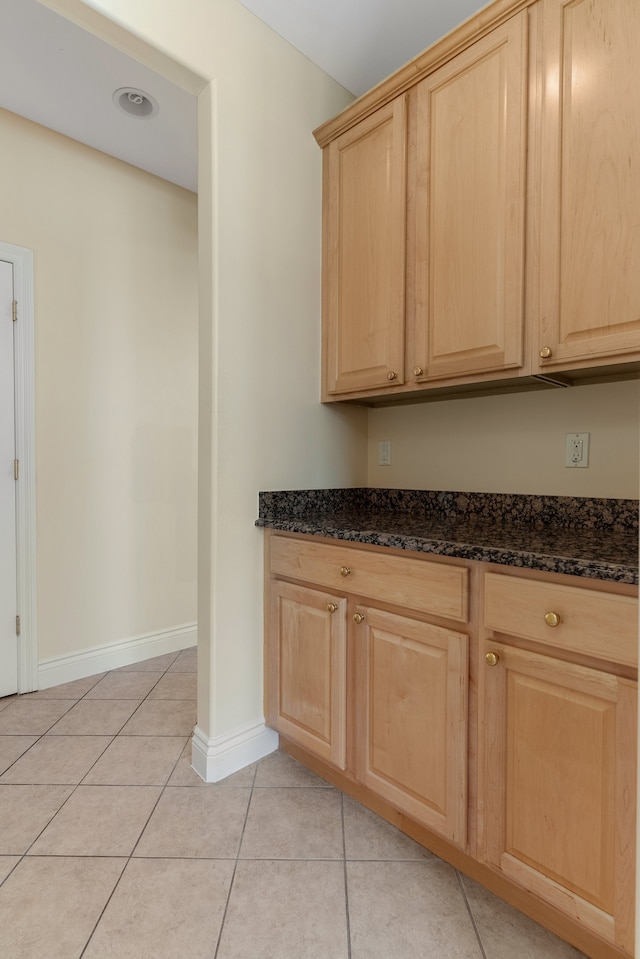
xmin=485 ymin=651 xmax=500 ymax=667
xmin=413 ymin=366 xmax=424 ymax=377
xmin=544 ymin=611 xmax=561 ymax=627
xmin=353 ymin=613 xmax=365 ymax=625
xmin=539 ymin=346 xmax=553 ymax=359
xmin=340 ymin=566 xmax=351 ymax=577
xmin=327 ymin=603 xmax=339 ymax=614
xmin=387 ymin=370 xmax=398 ymax=381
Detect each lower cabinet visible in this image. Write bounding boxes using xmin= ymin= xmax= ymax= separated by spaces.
xmin=353 ymin=605 xmax=468 ymax=846
xmin=266 ymin=536 xmax=470 ymax=846
xmin=479 ymin=570 xmax=638 ymax=955
xmin=267 ymin=580 xmax=347 ymax=770
xmin=478 ymin=640 xmax=636 ymax=955
xmin=265 ymin=533 xmax=638 ymax=959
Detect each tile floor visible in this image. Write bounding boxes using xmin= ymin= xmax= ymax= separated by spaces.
xmin=0 ymin=648 xmax=587 ymax=958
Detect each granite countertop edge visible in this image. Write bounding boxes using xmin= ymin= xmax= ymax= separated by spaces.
xmin=256 ymin=490 xmax=639 ymax=586
xmin=256 ymin=517 xmax=637 ymax=585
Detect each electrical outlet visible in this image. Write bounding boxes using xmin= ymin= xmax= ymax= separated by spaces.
xmin=565 ymin=432 xmax=589 ymax=468
xmin=378 ymin=440 xmax=392 ymax=466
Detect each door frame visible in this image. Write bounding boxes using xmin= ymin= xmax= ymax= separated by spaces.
xmin=0 ymin=241 xmax=37 ymax=692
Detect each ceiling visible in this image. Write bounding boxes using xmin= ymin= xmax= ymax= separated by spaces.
xmin=238 ymin=0 xmax=490 ymax=97
xmin=0 ymin=0 xmax=488 ymax=193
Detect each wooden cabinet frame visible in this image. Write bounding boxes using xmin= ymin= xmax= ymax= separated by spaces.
xmin=265 ymin=532 xmax=471 ymax=843
xmin=315 ymin=0 xmax=640 ymax=404
xmin=354 ymin=605 xmax=469 ymax=845
xmin=411 ymin=12 xmax=528 ymax=382
xmin=267 ymin=580 xmax=347 ymax=769
xmin=477 ymin=639 xmax=637 ymax=953
xmin=264 ymin=531 xmax=638 ymax=959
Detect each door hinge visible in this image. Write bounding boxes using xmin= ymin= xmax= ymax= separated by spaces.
xmin=14 ymin=459 xmax=19 ymax=481
xmin=12 ymin=300 xmax=17 ymax=323
xmin=16 ymin=615 xmax=20 ymax=637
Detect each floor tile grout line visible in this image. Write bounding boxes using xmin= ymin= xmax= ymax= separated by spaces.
xmin=456 ymin=869 xmax=488 ymax=959
xmin=340 ymin=792 xmax=353 ymax=959
xmin=0 ymin=855 xmax=22 ymax=888
xmin=77 ymin=855 xmax=129 ymax=959
xmin=19 ymin=778 xmax=87 ymax=857
xmin=6 ymin=853 xmax=420 ymax=861
xmin=78 ymin=664 xmax=190 ymax=959
xmin=125 ymin=743 xmax=184 ymax=861
xmin=212 ymin=753 xmax=258 ymax=959
xmin=0 ymin=730 xmax=48 ymax=777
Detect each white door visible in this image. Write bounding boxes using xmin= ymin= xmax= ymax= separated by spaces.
xmin=0 ymin=259 xmax=17 ymax=697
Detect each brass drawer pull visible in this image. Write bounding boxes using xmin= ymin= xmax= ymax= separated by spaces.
xmin=327 ymin=603 xmax=339 ymax=614
xmin=387 ymin=371 xmax=398 ymax=381
xmin=340 ymin=566 xmax=351 ymax=577
xmin=485 ymin=651 xmax=500 ymax=667
xmin=544 ymin=611 xmax=561 ymax=627
xmin=413 ymin=366 xmax=424 ymax=377
xmin=539 ymin=346 xmax=552 ymax=359
xmin=353 ymin=613 xmax=365 ymax=625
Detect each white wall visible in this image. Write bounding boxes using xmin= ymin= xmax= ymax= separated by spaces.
xmin=0 ymin=107 xmax=199 ymax=662
xmin=47 ymin=0 xmax=367 ymax=768
xmin=367 ymin=379 xmax=639 ymax=498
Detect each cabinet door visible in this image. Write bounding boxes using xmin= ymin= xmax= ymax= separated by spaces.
xmin=412 ymin=13 xmax=527 ymax=382
xmin=268 ymin=581 xmax=347 ymax=769
xmin=323 ymin=98 xmax=407 ymax=395
xmin=354 ymin=606 xmax=468 ymax=846
xmin=479 ymin=641 xmax=636 ymax=954
xmin=537 ymin=0 xmax=640 ymax=369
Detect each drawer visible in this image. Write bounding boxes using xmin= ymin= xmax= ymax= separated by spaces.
xmin=270 ymin=536 xmax=468 ymax=622
xmin=484 ymin=572 xmax=638 ymax=667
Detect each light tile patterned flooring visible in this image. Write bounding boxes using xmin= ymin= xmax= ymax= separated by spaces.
xmin=0 ymin=649 xmax=587 ymax=958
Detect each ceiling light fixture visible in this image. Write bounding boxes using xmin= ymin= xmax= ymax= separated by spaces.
xmin=113 ymin=87 xmax=159 ymax=119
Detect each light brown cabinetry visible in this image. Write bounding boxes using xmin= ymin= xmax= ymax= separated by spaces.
xmin=266 ymin=533 xmax=470 ymax=844
xmin=268 ymin=580 xmax=347 ymax=769
xmin=537 ymin=0 xmax=640 ymax=372
xmin=354 ymin=605 xmax=468 ymax=845
xmin=315 ymin=0 xmax=640 ymax=403
xmin=323 ymin=99 xmax=407 ymax=394
xmin=265 ymin=532 xmax=638 ymax=959
xmin=479 ymin=572 xmax=637 ymax=954
xmin=411 ymin=13 xmax=528 ymax=383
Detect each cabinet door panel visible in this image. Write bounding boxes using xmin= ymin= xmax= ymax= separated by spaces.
xmin=538 ymin=0 xmax=640 ymax=367
xmin=356 ymin=607 xmax=468 ymax=846
xmin=324 ymin=99 xmax=407 ymax=394
xmin=413 ymin=13 xmax=527 ymax=380
xmin=269 ymin=582 xmax=347 ymax=769
xmin=479 ymin=641 xmax=636 ymax=952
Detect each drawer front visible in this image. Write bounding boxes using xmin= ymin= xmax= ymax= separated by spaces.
xmin=270 ymin=536 xmax=468 ymax=622
xmin=484 ymin=573 xmax=638 ymax=667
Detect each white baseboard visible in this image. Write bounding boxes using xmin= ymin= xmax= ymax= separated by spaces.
xmin=191 ymin=719 xmax=279 ymax=782
xmin=37 ymin=624 xmax=197 ymax=689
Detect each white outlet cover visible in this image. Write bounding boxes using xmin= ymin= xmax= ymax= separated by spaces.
xmin=378 ymin=440 xmax=392 ymax=466
xmin=565 ymin=432 xmax=590 ymax=468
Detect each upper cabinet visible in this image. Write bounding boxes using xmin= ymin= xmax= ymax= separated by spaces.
xmin=315 ymin=0 xmax=640 ymax=403
xmin=412 ymin=13 xmax=528 ymax=383
xmin=536 ymin=0 xmax=640 ymax=372
xmin=323 ymin=98 xmax=407 ymax=395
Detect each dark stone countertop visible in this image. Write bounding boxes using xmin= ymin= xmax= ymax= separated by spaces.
xmin=256 ymin=489 xmax=639 ymax=586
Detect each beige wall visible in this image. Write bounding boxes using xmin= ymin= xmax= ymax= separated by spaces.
xmin=47 ymin=0 xmax=367 ymax=747
xmin=367 ymin=379 xmax=639 ymax=499
xmin=0 ymin=107 xmax=199 ymax=661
